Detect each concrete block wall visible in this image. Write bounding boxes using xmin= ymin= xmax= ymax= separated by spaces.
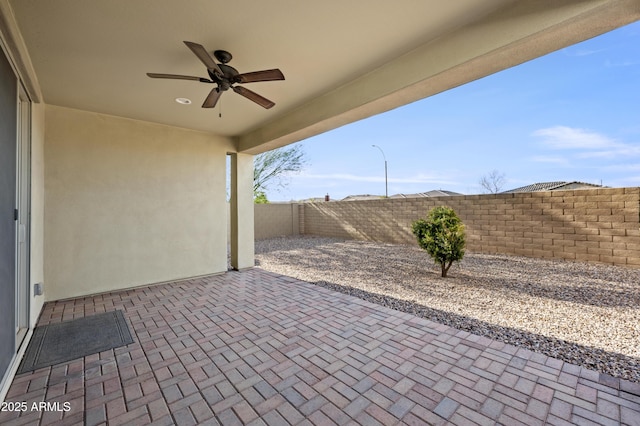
xmin=299 ymin=187 xmax=640 ymax=267
xmin=254 ymin=203 xmax=300 ymax=240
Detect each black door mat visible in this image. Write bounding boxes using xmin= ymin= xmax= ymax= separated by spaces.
xmin=18 ymin=310 xmax=134 ymax=374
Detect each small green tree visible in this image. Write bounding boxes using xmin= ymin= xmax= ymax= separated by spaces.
xmin=254 ymin=191 xmax=269 ymax=204
xmin=412 ymin=206 xmax=466 ymax=277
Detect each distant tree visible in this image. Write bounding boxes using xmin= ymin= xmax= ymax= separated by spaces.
xmin=254 ymin=145 xmax=307 ymax=202
xmin=412 ymin=206 xmax=466 ymax=277
xmin=479 ymin=170 xmax=506 ymax=194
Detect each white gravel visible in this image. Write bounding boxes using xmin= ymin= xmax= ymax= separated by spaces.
xmin=255 ymin=236 xmax=640 ymax=383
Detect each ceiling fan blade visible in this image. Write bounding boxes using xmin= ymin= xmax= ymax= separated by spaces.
xmin=202 ymin=87 xmax=222 ymax=108
xmin=147 ymin=73 xmax=212 ymax=83
xmin=232 ymin=86 xmax=275 ymax=109
xmin=236 ymin=69 xmax=285 ymax=84
xmin=184 ymin=41 xmax=223 ymax=75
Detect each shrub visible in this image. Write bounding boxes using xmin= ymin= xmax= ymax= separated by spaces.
xmin=411 ymin=206 xmax=466 ymax=277
xmin=254 ymin=191 xmax=269 ymax=204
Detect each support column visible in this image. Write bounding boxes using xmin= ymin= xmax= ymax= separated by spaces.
xmin=229 ymin=153 xmax=254 ymax=270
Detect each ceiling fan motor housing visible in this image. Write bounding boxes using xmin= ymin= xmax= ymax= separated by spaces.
xmin=208 ymin=63 xmax=239 ymax=91
xmin=213 ymin=49 xmax=233 ymax=64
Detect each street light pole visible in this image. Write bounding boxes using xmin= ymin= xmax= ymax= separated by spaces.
xmin=372 ymin=145 xmax=388 ymax=198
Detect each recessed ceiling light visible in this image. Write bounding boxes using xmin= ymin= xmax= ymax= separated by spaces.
xmin=175 ymin=98 xmax=192 ymax=105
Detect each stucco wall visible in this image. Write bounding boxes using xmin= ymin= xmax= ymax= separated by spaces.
xmin=297 ymin=188 xmax=640 ymax=267
xmin=229 ymin=153 xmax=254 ymax=270
xmin=44 ymin=105 xmax=233 ymax=300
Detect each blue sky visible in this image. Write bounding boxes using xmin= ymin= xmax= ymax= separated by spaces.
xmin=267 ymin=21 xmax=640 ymax=202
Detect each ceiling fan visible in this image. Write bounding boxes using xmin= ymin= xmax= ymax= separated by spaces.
xmin=147 ymin=41 xmax=284 ymax=109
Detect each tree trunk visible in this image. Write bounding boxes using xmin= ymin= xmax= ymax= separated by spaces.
xmin=442 ymin=260 xmax=454 ymax=277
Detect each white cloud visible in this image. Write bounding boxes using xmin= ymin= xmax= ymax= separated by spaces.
xmin=563 ymin=47 xmax=606 ymax=57
xmin=604 ymin=59 xmax=640 ymax=67
xmin=532 ymin=126 xmax=640 ymax=159
xmin=530 ymin=155 xmax=569 ymax=165
xmin=576 ymin=145 xmax=640 ymax=159
xmin=297 ymin=172 xmax=456 ymax=185
xmin=532 ymin=126 xmax=616 ymax=150
xmin=600 ymin=163 xmax=640 ymax=172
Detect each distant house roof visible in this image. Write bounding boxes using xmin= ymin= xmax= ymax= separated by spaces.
xmin=340 ymin=190 xmax=463 ymax=201
xmin=502 ymin=181 xmax=603 ymax=193
xmin=302 ymin=190 xmax=463 ymax=202
xmin=340 ymin=194 xmax=383 ymax=201
xmin=390 ymin=190 xmax=463 ymax=198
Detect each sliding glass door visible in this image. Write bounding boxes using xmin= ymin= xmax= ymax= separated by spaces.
xmin=0 ymin=45 xmax=18 ymax=385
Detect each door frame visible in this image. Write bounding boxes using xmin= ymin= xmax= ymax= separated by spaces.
xmin=15 ymin=85 xmax=30 ymax=346
xmin=0 ymin=39 xmax=32 ymax=403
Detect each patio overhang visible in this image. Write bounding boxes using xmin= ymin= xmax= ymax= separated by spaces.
xmin=237 ymin=0 xmax=640 ymax=154
xmin=5 ymin=0 xmax=639 ymax=155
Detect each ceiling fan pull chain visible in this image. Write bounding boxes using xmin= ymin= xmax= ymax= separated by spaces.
xmin=219 ymin=97 xmax=222 ymax=118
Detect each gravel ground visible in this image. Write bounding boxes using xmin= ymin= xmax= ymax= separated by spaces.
xmin=255 ymin=236 xmax=640 ymax=383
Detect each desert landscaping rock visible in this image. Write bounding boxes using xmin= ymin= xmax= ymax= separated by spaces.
xmin=255 ymin=236 xmax=640 ymax=383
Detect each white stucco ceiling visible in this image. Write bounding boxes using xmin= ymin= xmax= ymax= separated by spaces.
xmin=6 ymin=0 xmax=640 ymax=153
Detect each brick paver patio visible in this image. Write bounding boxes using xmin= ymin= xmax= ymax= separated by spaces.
xmin=1 ymin=268 xmax=639 ymax=425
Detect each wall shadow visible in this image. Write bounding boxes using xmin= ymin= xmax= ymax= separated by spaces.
xmin=256 ymin=237 xmax=639 ymax=309
xmin=452 ymin=255 xmax=640 ymax=309
xmin=309 ymin=279 xmax=640 ymax=384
